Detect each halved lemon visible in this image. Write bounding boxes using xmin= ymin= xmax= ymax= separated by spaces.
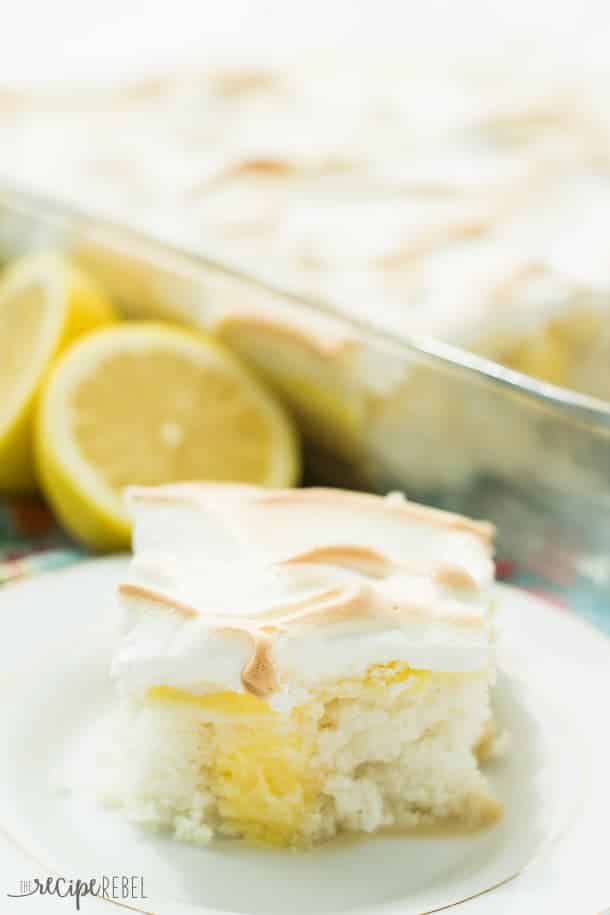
xmin=0 ymin=253 xmax=117 ymax=492
xmin=35 ymin=322 xmax=300 ymax=551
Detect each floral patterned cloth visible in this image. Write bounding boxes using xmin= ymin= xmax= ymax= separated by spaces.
xmin=0 ymin=497 xmax=84 ymax=585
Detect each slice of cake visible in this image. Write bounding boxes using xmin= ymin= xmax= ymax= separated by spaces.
xmin=106 ymin=483 xmax=503 ymax=847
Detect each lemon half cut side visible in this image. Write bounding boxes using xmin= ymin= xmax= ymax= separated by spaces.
xmin=0 ymin=253 xmax=116 ymax=492
xmin=35 ymin=322 xmax=300 ymax=550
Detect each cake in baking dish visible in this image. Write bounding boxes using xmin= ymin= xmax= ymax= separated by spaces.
xmin=105 ymin=483 xmax=503 ymax=847
xmin=17 ymin=56 xmax=607 ymax=486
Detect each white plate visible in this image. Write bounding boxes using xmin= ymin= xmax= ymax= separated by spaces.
xmin=0 ymin=557 xmax=609 ymax=915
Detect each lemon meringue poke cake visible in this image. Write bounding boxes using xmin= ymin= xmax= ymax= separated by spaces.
xmin=106 ymin=483 xmax=503 ymax=847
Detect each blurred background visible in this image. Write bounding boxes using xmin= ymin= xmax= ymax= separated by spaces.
xmin=2 ymin=0 xmax=610 ymax=636
xmin=1 ymin=0 xmax=610 ymax=83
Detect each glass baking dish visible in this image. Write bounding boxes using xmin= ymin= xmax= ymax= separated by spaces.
xmin=2 ymin=182 xmax=610 ymax=629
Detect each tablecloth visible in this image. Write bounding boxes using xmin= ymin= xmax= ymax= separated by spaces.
xmin=0 ymin=498 xmax=84 ymax=586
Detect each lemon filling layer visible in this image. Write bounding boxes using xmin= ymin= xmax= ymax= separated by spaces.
xmin=109 ymin=663 xmax=498 ymax=847
xmin=146 ymin=663 xmax=432 ymax=845
xmin=149 ymin=684 xmax=316 ymax=844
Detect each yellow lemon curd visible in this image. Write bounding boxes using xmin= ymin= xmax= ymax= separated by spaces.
xmin=147 ymin=662 xmax=427 ymax=845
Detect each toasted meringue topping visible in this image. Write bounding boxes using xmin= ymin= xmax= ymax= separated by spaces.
xmin=113 ymin=485 xmax=495 ymax=705
xmin=5 ymin=54 xmax=610 ymax=380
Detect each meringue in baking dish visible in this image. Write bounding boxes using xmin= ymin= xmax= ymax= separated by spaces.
xmin=105 ymin=483 xmax=503 ymax=847
xmin=5 ymin=58 xmax=610 ymax=491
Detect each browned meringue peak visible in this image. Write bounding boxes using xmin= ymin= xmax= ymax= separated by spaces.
xmin=118 ymin=572 xmax=487 ymax=632
xmin=125 ymin=484 xmax=494 ymax=594
xmin=117 ymin=485 xmax=495 ymax=698
xmin=279 ymin=545 xmax=479 ymax=591
xmin=118 ymin=563 xmax=489 ymax=699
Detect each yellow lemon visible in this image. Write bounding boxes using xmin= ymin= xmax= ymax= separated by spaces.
xmin=0 ymin=253 xmax=116 ymax=492
xmin=35 ymin=322 xmax=300 ymax=551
